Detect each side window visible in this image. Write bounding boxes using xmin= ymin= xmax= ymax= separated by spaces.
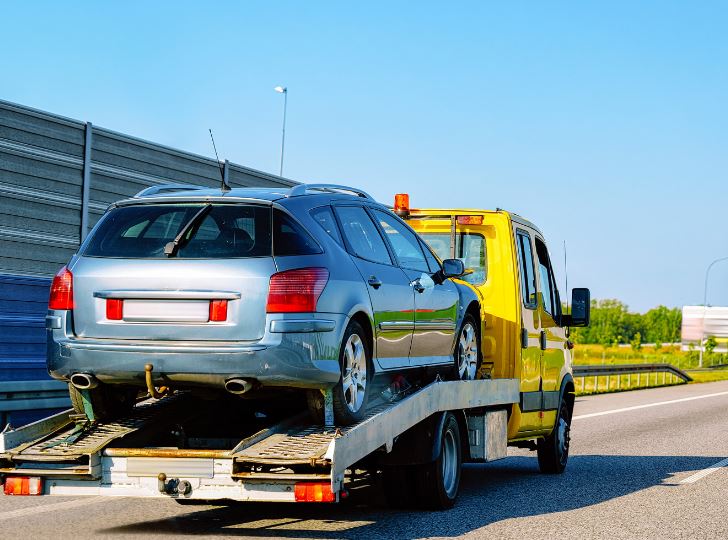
xmin=310 ymin=206 xmax=343 ymax=245
xmin=372 ymin=209 xmax=429 ymax=272
xmin=334 ymin=206 xmax=392 ymax=265
xmin=420 ymin=239 xmax=441 ymax=273
xmin=516 ymin=231 xmax=538 ymax=309
xmin=535 ymin=238 xmax=558 ymax=318
xmin=273 ymin=209 xmax=322 ymax=256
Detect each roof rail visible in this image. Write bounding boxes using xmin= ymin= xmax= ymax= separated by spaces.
xmin=134 ymin=184 xmax=207 ymax=198
xmin=288 ymin=183 xmax=374 ymax=200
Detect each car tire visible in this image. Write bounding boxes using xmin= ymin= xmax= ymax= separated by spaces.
xmin=68 ymin=383 xmax=137 ymax=422
xmin=332 ymin=320 xmax=373 ymax=425
xmin=413 ymin=413 xmax=462 ymax=509
xmin=537 ymin=395 xmax=572 ymax=474
xmin=453 ymin=314 xmax=480 ymax=381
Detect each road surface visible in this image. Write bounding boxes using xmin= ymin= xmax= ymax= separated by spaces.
xmin=2 ymin=380 xmax=727 ymax=539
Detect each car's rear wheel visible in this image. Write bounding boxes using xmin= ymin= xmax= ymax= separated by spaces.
xmin=332 ymin=320 xmax=372 ymax=425
xmin=68 ymin=383 xmax=137 ymax=422
xmin=454 ymin=314 xmax=480 ymax=380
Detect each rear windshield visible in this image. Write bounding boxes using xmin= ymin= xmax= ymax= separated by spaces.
xmin=84 ymin=204 xmax=272 ymax=258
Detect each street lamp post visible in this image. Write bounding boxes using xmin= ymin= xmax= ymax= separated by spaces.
xmin=274 ymin=86 xmax=288 ymax=177
xmin=699 ymin=255 xmax=728 ymax=367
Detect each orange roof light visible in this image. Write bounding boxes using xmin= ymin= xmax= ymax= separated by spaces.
xmin=457 ymin=215 xmax=483 ymax=226
xmin=394 ymin=193 xmax=410 ymax=218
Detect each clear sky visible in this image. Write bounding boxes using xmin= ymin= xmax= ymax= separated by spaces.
xmin=2 ymin=1 xmax=727 ymax=312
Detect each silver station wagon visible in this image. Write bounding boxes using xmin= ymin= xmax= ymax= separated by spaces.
xmin=47 ymin=184 xmax=481 ymax=424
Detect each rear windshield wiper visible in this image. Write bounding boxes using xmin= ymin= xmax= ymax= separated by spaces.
xmin=164 ymin=204 xmax=212 ymax=257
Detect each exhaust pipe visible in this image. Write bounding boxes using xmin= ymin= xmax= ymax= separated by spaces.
xmin=70 ymin=373 xmax=99 ymax=390
xmin=224 ymin=378 xmax=254 ymax=395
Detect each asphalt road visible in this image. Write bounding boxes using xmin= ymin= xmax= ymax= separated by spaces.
xmin=2 ymin=380 xmax=728 ymax=539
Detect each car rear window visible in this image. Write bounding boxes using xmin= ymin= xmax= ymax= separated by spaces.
xmin=83 ymin=204 xmax=272 ymax=258
xmin=273 ymin=210 xmax=322 ymax=256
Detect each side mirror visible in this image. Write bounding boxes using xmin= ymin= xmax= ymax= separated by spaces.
xmin=562 ymin=288 xmax=590 ymax=327
xmin=441 ymin=258 xmax=465 ymax=278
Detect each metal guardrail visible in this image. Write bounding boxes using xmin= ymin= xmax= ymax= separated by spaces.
xmin=0 ymin=380 xmax=70 ymax=427
xmin=573 ymin=363 xmax=692 ymax=394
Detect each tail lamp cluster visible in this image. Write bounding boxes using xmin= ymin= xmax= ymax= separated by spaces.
xmin=4 ymin=476 xmax=43 ymax=496
xmin=294 ymin=482 xmax=336 ymax=503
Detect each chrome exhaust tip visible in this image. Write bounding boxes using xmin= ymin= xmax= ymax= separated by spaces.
xmin=224 ymin=378 xmax=254 ymax=395
xmin=70 ymin=373 xmax=99 ymax=390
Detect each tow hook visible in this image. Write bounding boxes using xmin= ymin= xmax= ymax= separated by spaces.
xmin=144 ymin=364 xmax=169 ymax=399
xmin=157 ymin=473 xmax=192 ymax=496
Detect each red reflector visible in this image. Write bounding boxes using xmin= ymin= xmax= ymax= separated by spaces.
xmin=209 ymin=300 xmax=228 ymax=322
xmin=4 ymin=476 xmax=42 ymax=496
xmin=457 ymin=215 xmax=483 ymax=225
xmin=393 ymin=193 xmax=410 ymax=218
xmin=106 ymin=299 xmax=123 ymax=320
xmin=267 ymin=268 xmax=329 ymax=313
xmin=48 ymin=266 xmax=73 ymax=310
xmin=294 ymin=482 xmax=336 ymax=502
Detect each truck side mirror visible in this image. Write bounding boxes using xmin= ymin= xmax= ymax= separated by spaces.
xmin=441 ymin=258 xmax=465 ymax=278
xmin=562 ymin=288 xmax=590 ymax=327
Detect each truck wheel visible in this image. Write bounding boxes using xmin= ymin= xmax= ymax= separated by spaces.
xmin=331 ymin=321 xmax=372 ymax=425
xmin=453 ymin=314 xmax=480 ymax=381
xmin=68 ymin=383 xmax=137 ymax=422
xmin=537 ymin=396 xmax=572 ymax=473
xmin=414 ymin=413 xmax=462 ymax=509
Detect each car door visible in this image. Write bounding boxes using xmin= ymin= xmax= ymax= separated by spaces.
xmin=371 ymin=208 xmax=458 ymax=366
xmin=514 ymin=227 xmax=542 ymax=432
xmin=333 ymin=204 xmax=415 ymax=370
xmin=534 ymin=236 xmax=567 ymax=416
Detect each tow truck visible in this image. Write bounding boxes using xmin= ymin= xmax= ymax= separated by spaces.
xmin=0 ymin=193 xmax=589 ymax=509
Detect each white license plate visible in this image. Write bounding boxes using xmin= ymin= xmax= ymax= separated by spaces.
xmin=122 ymin=300 xmax=209 ymax=323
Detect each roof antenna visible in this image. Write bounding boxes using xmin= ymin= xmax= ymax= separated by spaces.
xmin=209 ymin=129 xmax=231 ymax=193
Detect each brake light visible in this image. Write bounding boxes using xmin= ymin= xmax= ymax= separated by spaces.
xmin=49 ymin=266 xmax=73 ymax=310
xmin=394 ymin=193 xmax=410 ymax=218
xmin=294 ymin=482 xmax=336 ymax=502
xmin=3 ymin=476 xmax=43 ymax=496
xmin=106 ymin=299 xmax=123 ymax=320
xmin=267 ymin=268 xmax=329 ymax=313
xmin=209 ymin=300 xmax=228 ymax=322
xmin=457 ymin=215 xmax=483 ymax=225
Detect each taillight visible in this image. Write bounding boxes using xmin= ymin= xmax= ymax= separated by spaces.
xmin=106 ymin=299 xmax=123 ymax=320
xmin=294 ymin=482 xmax=336 ymax=502
xmin=3 ymin=476 xmax=43 ymax=496
xmin=49 ymin=266 xmax=73 ymax=310
xmin=267 ymin=268 xmax=329 ymax=313
xmin=209 ymin=300 xmax=228 ymax=322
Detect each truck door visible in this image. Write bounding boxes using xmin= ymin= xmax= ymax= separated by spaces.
xmin=534 ymin=237 xmax=567 ymax=418
xmin=514 ymin=228 xmax=542 ymax=431
xmin=334 ymin=205 xmax=415 ymax=370
xmin=371 ymin=209 xmax=458 ymax=365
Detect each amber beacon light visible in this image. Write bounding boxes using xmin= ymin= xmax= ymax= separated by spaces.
xmin=393 ymin=193 xmax=410 ymax=218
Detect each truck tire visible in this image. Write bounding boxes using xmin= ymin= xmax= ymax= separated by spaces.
xmin=537 ymin=396 xmax=572 ymax=473
xmin=68 ymin=383 xmax=137 ymax=422
xmin=453 ymin=314 xmax=480 ymax=380
xmin=331 ymin=320 xmax=372 ymax=425
xmin=413 ymin=412 xmax=462 ymax=509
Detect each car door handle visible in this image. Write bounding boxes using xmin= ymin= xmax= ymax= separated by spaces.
xmin=411 ymin=279 xmax=425 ymax=293
xmin=367 ymin=276 xmax=382 ymax=289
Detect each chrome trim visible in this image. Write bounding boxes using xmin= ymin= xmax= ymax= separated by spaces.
xmin=60 ymin=339 xmax=265 ymax=354
xmin=288 ymin=183 xmax=374 ymax=200
xmin=414 ymin=321 xmax=457 ymax=331
xmin=269 ymin=320 xmax=336 ymax=333
xmin=378 ymin=321 xmax=416 ymax=331
xmin=93 ymin=290 xmax=242 ymax=300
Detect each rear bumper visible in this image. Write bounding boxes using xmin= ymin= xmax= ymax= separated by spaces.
xmin=46 ymin=311 xmax=346 ymax=390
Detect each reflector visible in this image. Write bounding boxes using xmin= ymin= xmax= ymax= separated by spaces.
xmin=457 ymin=215 xmax=483 ymax=225
xmin=106 ymin=299 xmax=123 ymax=320
xmin=209 ymin=300 xmax=228 ymax=322
xmin=294 ymin=482 xmax=336 ymax=502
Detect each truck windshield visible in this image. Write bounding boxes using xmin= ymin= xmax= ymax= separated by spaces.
xmin=83 ymin=204 xmax=272 ymax=258
xmin=420 ymin=232 xmax=487 ymax=285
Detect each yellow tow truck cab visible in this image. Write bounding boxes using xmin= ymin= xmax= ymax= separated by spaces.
xmin=394 ymin=194 xmax=590 ymax=448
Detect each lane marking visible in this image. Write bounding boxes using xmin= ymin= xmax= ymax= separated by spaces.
xmin=0 ymin=495 xmax=109 ymax=521
xmin=572 ymin=390 xmax=728 ymax=420
xmin=680 ymin=457 xmax=728 ymax=484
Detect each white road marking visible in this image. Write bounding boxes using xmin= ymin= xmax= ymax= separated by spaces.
xmin=572 ymin=390 xmax=728 ymax=420
xmin=0 ymin=495 xmax=110 ymax=520
xmin=680 ymin=457 xmax=728 ymax=484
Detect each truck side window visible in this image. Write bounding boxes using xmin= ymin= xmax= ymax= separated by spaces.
xmin=516 ymin=231 xmax=537 ymax=309
xmin=420 ymin=238 xmax=441 ymax=273
xmin=535 ymin=238 xmax=557 ymax=317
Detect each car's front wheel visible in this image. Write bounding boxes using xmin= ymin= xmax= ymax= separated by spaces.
xmin=332 ymin=320 xmax=372 ymax=425
xmin=453 ymin=314 xmax=480 ymax=380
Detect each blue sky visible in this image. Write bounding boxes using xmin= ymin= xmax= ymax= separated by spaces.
xmin=2 ymin=1 xmax=727 ymax=312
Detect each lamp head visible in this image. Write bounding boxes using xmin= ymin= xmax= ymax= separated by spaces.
xmin=274 ymin=86 xmax=287 ymax=94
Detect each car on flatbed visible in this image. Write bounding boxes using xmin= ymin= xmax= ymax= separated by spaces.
xmin=46 ymin=184 xmax=481 ymax=425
